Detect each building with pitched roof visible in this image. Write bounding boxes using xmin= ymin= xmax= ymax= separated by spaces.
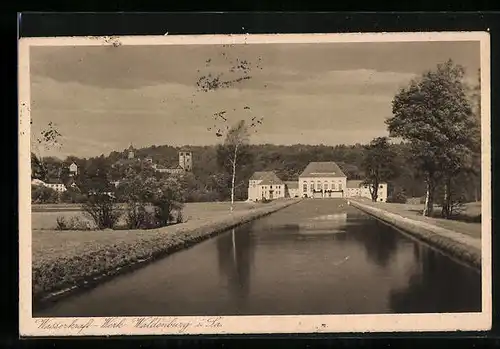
xmin=299 ymin=162 xmax=347 ymax=198
xmin=346 ymin=179 xmax=388 ymax=202
xmin=248 ymin=171 xmax=285 ymax=201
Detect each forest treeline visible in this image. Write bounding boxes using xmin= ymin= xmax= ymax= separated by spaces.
xmin=32 ymin=141 xmax=481 ymax=205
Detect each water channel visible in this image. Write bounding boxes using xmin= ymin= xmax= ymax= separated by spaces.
xmin=35 ymin=199 xmax=481 ymax=317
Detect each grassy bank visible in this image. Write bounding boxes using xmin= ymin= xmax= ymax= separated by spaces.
xmin=364 ymin=200 xmax=481 ymax=239
xmin=32 ymin=199 xmax=301 ymax=306
xmin=349 ymin=199 xmax=482 ymax=270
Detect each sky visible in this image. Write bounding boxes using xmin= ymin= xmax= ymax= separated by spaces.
xmin=29 ymin=39 xmax=480 ymax=159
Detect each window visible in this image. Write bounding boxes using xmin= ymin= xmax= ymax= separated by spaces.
xmin=333 ymin=183 xmax=337 ymax=190
xmin=316 ymin=182 xmax=321 ymax=190
xmin=379 ymin=184 xmax=383 ymax=189
xmin=324 ymin=183 xmax=328 ymax=190
xmin=303 ymin=183 xmax=307 ymax=192
xmin=339 ymin=184 xmax=343 ymax=190
xmin=310 ymin=183 xmax=314 ymax=191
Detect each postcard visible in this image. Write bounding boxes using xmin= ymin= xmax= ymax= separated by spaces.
xmin=19 ymin=32 xmax=491 ymax=336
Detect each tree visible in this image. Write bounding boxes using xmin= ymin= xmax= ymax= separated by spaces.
xmin=82 ymin=193 xmax=120 ymax=229
xmin=217 ymin=120 xmax=252 ymax=211
xmin=31 ymin=152 xmax=47 ymax=181
xmin=192 ymin=43 xmax=265 ymax=209
xmin=387 ymin=60 xmax=478 ymax=217
xmin=31 ymin=185 xmax=59 ymax=204
xmin=361 ymin=137 xmax=399 ymax=202
xmin=116 ymin=172 xmax=185 ymax=228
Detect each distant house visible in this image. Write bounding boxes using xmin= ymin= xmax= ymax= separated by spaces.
xmin=345 ymin=179 xmax=388 ymax=202
xmin=299 ymin=162 xmax=347 ymax=198
xmin=44 ymin=179 xmax=67 ymax=193
xmin=31 ymin=178 xmax=66 ymax=192
xmin=284 ymin=181 xmax=299 ymax=198
xmin=248 ymin=171 xmax=285 ymax=201
xmin=69 ymin=162 xmax=78 ymax=176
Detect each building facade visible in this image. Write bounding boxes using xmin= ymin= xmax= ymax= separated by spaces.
xmin=32 ymin=179 xmax=67 ymax=192
xmin=345 ymin=179 xmax=388 ymax=202
xmin=299 ymin=162 xmax=347 ymax=198
xmin=179 ymin=151 xmax=193 ymax=171
xmin=69 ymin=162 xmax=78 ymax=176
xmin=248 ymin=171 xmax=285 ymax=201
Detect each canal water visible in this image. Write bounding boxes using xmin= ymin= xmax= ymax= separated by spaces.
xmin=35 ymin=199 xmax=481 ymax=317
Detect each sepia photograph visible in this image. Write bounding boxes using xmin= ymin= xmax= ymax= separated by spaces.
xmin=19 ymin=32 xmax=491 ymax=336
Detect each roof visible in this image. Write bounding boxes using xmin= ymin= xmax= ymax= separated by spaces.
xmin=346 ymin=180 xmax=364 ymax=188
xmin=299 ymin=162 xmax=347 ymax=178
xmin=250 ymin=171 xmax=283 ymax=184
xmin=285 ymin=181 xmax=299 ymax=189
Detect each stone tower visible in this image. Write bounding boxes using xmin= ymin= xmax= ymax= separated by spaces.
xmin=178 ymin=151 xmax=192 ymax=171
xmin=128 ymin=144 xmax=135 ymax=159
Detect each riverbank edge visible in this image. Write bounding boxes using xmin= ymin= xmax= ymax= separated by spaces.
xmin=33 ymin=199 xmax=302 ymax=310
xmin=349 ymin=200 xmax=481 ymax=271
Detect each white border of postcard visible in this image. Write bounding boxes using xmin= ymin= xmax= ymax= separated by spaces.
xmin=19 ymin=32 xmax=492 ymax=336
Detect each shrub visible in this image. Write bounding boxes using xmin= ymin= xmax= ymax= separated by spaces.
xmin=175 ymin=209 xmax=184 ymax=224
xmin=124 ymin=202 xmax=160 ymax=229
xmin=82 ymin=193 xmax=120 ymax=230
xmin=55 ymin=215 xmax=93 ymax=230
xmin=31 ymin=185 xmax=59 ymax=204
xmin=56 ymin=216 xmax=68 ymax=230
xmin=59 ymin=189 xmax=86 ymax=204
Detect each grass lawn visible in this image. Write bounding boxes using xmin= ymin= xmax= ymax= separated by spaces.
xmin=355 ymin=199 xmax=482 ymax=239
xmin=31 ymin=201 xmax=262 ymax=230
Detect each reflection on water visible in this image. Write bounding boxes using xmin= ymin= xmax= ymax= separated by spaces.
xmin=216 ymin=228 xmax=255 ymax=304
xmin=36 ymin=199 xmax=481 ymax=317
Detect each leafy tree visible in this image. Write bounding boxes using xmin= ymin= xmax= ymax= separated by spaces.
xmin=116 ymin=172 xmax=185 ymax=228
xmin=216 ymin=120 xmax=253 ymax=211
xmin=82 ymin=193 xmax=120 ymax=229
xmin=361 ymin=137 xmax=399 ymax=202
xmin=31 ymin=152 xmax=47 ymax=181
xmin=31 ymin=185 xmax=59 ymax=204
xmin=387 ymin=60 xmax=478 ymax=217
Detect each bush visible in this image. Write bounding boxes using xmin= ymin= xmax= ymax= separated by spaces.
xmin=82 ymin=193 xmax=120 ymax=230
xmin=56 ymin=216 xmax=93 ymax=230
xmin=32 ymin=185 xmax=59 ymax=204
xmin=59 ymin=189 xmax=86 ymax=204
xmin=125 ymin=203 xmax=160 ymax=230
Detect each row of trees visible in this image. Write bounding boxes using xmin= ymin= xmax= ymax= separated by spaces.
xmin=361 ymin=60 xmax=481 ymax=218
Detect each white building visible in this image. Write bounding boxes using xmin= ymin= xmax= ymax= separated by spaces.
xmin=248 ymin=171 xmax=285 ymax=201
xmin=31 ymin=179 xmax=67 ymax=192
xmin=299 ymin=162 xmax=347 ymax=198
xmin=69 ymin=162 xmax=78 ymax=176
xmin=346 ymin=179 xmax=388 ymax=202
